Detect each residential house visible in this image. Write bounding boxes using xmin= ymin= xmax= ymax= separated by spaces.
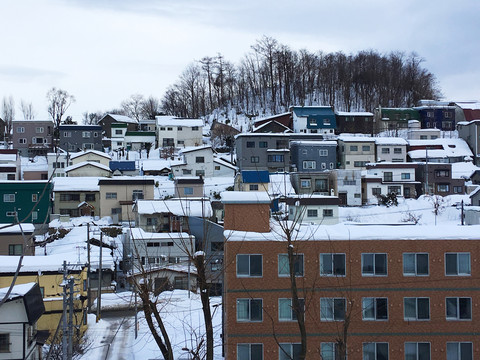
xmin=174 ymin=177 xmax=205 ymax=198
xmin=290 ymin=171 xmax=337 ymax=197
xmin=234 ymin=170 xmax=270 ymax=192
xmin=98 ymin=178 xmax=155 ymax=221
xmin=21 ymin=157 xmax=48 ymax=180
xmin=0 ymin=223 xmax=35 ymax=256
xmin=59 ymin=125 xmax=103 ymax=152
xmin=336 ymin=169 xmax=362 ymax=206
xmin=455 ymin=101 xmax=480 ymax=123
xmin=12 ymin=120 xmax=54 ymax=156
xmin=0 ymin=149 xmax=21 ymax=180
xmin=124 ymin=131 xmax=156 ymax=151
xmin=0 ymin=181 xmax=51 ymax=226
xmin=290 ymin=106 xmax=336 ymax=134
xmin=286 ymin=195 xmax=340 ymax=225
xmin=47 ymin=150 xmax=70 ymax=178
xmin=139 ymin=118 xmax=156 ymax=132
xmin=65 ymin=161 xmax=112 ymax=178
xmin=70 ymin=150 xmax=111 ymax=167
xmin=52 ymin=177 xmax=100 ymax=217
xmin=407 ymin=138 xmax=473 ymax=163
xmin=374 ymin=107 xmax=420 ymax=132
xmin=98 ymin=114 xmax=138 ymax=149
xmin=335 ymin=111 xmax=374 ymax=135
xmin=407 ymin=120 xmax=441 ymax=140
xmin=290 ymin=140 xmax=337 ymax=172
xmin=133 ymin=199 xmax=213 ymax=233
xmin=415 ymin=104 xmax=456 ymax=131
xmin=469 ymin=187 xmax=480 ymax=206
xmin=222 ymin=197 xmax=480 ymax=360
xmin=213 ymin=156 xmax=237 ymax=177
xmin=363 ymin=163 xmax=418 ymax=204
xmin=235 ymin=133 xmax=290 ymax=172
xmin=141 ymin=158 xmax=183 ymax=176
xmin=171 ymin=145 xmax=215 ymax=177
xmin=252 ymin=113 xmax=293 ymax=133
xmin=337 ymin=135 xmax=376 ymax=170
xmin=110 ymin=123 xmax=128 ymax=151
xmin=109 ymin=161 xmax=138 ymax=176
xmin=156 ymin=116 xmax=203 ymax=148
xmin=415 ymin=162 xmax=465 ymax=196
xmin=0 ymin=282 xmax=45 ymax=360
xmin=457 ymin=120 xmax=480 ymax=166
xmin=375 ymin=137 xmax=408 ymax=162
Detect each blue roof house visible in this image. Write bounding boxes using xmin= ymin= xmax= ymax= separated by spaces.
xmin=291 ymin=106 xmax=336 ymax=134
xmin=234 ymin=170 xmax=270 ymax=192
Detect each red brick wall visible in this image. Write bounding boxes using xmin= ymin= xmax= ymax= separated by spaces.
xmin=223 ymin=203 xmax=270 ymax=232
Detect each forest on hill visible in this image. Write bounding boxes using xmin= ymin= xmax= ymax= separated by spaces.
xmin=160 ymin=36 xmax=441 ymax=120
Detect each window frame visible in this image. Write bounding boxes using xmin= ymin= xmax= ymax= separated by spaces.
xmin=403 ymin=253 xmax=429 ymax=276
xmin=404 ymin=342 xmax=430 ymax=360
xmin=236 ymin=298 xmax=263 ymax=322
xmin=362 ymin=342 xmax=389 ymax=360
xmin=3 ymin=194 xmax=15 ymax=203
xmin=0 ymin=333 xmax=10 ymax=353
xmin=404 ymin=297 xmax=430 ymax=321
xmin=236 ymin=254 xmax=262 ymax=277
xmin=320 ymin=297 xmax=346 ymax=321
xmin=320 ymin=253 xmax=346 ymax=277
xmin=237 ymin=343 xmax=263 ymax=360
xmin=361 ymin=253 xmax=387 ymax=276
xmin=445 ymin=252 xmax=471 ymax=276
xmin=446 ymin=342 xmax=472 ymax=360
xmin=445 ymin=297 xmax=472 ymax=321
xmin=279 ymin=343 xmax=302 ymax=360
xmin=278 ymin=254 xmax=304 ymax=277
xmin=278 ymin=299 xmax=305 ymax=322
xmin=362 ymin=297 xmax=388 ymax=321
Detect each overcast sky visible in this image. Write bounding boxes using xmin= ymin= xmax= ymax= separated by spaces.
xmin=2 ymin=0 xmax=479 ymax=121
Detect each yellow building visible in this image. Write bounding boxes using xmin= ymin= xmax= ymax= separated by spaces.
xmin=0 ymin=255 xmax=88 ymax=342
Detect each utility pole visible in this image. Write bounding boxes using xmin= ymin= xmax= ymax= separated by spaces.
xmin=96 ymin=232 xmax=103 ymax=322
xmin=461 ymin=200 xmax=465 ymax=225
xmin=68 ymin=278 xmax=74 ymax=360
xmin=62 ymin=261 xmax=68 ymax=360
xmin=134 ymin=284 xmax=138 ymax=339
xmin=425 ymin=146 xmax=429 ymax=195
xmin=87 ymin=223 xmax=91 ymax=312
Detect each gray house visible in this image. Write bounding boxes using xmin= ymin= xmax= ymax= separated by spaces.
xmin=290 ymin=140 xmax=337 ymax=172
xmin=457 ymin=120 xmax=480 ymax=166
xmin=12 ymin=119 xmax=54 ymax=156
xmin=59 ymin=125 xmax=103 ymax=152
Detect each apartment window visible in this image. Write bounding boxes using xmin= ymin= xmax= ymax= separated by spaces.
xmin=259 ymin=141 xmax=268 ymax=148
xmin=362 ymin=253 xmax=387 ymax=276
xmin=437 ymin=184 xmax=449 ymax=192
xmin=323 ymin=209 xmax=333 ymax=217
xmin=249 ymin=184 xmax=259 ymax=191
xmin=446 ymin=342 xmax=472 ymax=360
xmin=246 ymin=141 xmax=255 ymax=148
xmin=401 ymin=173 xmax=410 ymax=180
xmin=321 ymin=162 xmax=326 ymax=169
xmin=35 ymin=127 xmax=44 ymax=133
xmin=320 ymin=298 xmax=346 ymax=321
xmin=405 ymin=342 xmax=430 ymax=360
xmin=403 ymin=253 xmax=429 ymax=276
xmin=195 ymin=156 xmax=205 ymax=163
xmin=319 ymin=149 xmax=328 ymax=156
xmin=320 ymin=343 xmax=337 ymax=360
xmin=445 ymin=253 xmax=471 ymax=275
xmin=6 ymin=211 xmax=17 ymax=217
xmin=279 ymin=299 xmax=305 ymax=321
xmin=381 ymin=148 xmax=390 ymax=154
xmin=268 ymin=155 xmax=284 ymax=162
xmin=19 ymin=138 xmax=26 ymax=144
xmin=330 ymin=162 xmax=334 ymax=169
xmin=64 ymin=131 xmax=72 ymax=138
xmin=237 ymin=254 xmax=262 ymax=277
xmin=350 ymin=145 xmax=358 ymax=151
xmin=278 ymin=254 xmax=304 ymax=277
xmin=394 ymin=147 xmax=402 ymax=154
xmin=106 ymin=192 xmax=117 ymax=199
xmin=404 ymin=297 xmax=430 ymax=320
xmin=32 ymin=212 xmax=38 ymax=221
xmin=251 ymin=156 xmax=259 ymax=163
xmin=446 ymin=297 xmax=472 ymax=320
xmin=300 ymin=179 xmax=311 ymax=188
xmin=17 ymin=126 xmax=25 ymax=133
xmin=320 ymin=253 xmax=346 ymax=276
xmin=303 ymin=160 xmax=316 ymax=170
xmin=435 ymin=169 xmax=450 ymax=177
xmin=8 ymin=244 xmax=22 ymax=256
xmin=0 ymin=333 xmax=10 ymax=352
xmin=237 ymin=299 xmax=262 ymax=322
xmin=184 ymin=187 xmax=194 ymax=195
xmin=307 ymin=209 xmax=318 ymax=217
xmin=362 ymin=297 xmax=388 ymax=320
xmin=237 ymin=344 xmax=263 ymax=360
xmin=3 ymin=194 xmax=15 ymax=202
xmin=363 ymin=343 xmax=388 ymax=360
xmin=384 ymin=172 xmax=393 ymax=182
xmin=82 ymin=131 xmax=91 ymax=138
xmin=279 ymin=343 xmax=302 ymax=360
xmin=362 ymin=145 xmax=371 ymax=151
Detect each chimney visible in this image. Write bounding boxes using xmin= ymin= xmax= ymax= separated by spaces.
xmin=221 ymin=191 xmax=271 ymax=232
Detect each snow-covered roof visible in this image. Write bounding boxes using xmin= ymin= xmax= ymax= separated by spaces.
xmin=290 ymin=140 xmax=337 ymax=146
xmin=213 ymin=157 xmax=237 ymax=170
xmin=0 ymin=154 xmax=17 ymax=162
xmin=0 ymin=223 xmax=35 ymax=233
xmin=156 ymin=116 xmax=203 ymax=128
xmin=375 ymin=137 xmax=408 ymax=145
xmin=107 ymin=114 xmax=138 ymax=124
xmin=336 ymin=111 xmax=373 ymax=116
xmin=0 ymin=282 xmax=37 ymax=300
xmin=225 ymin=222 xmax=480 ymax=242
xmin=0 ymin=255 xmax=85 ymax=273
xmin=338 ymin=134 xmax=375 ymax=142
xmin=21 ymin=156 xmax=48 ymax=171
xmin=70 ymin=150 xmax=111 ymax=160
xmin=453 ymin=102 xmax=480 ymax=110
xmin=135 ymin=199 xmax=213 ymax=217
xmin=221 ymin=191 xmax=271 ymax=204
xmin=65 ymin=161 xmax=112 ymax=173
xmin=408 ymin=139 xmax=473 ymax=159
xmin=179 ymin=145 xmax=212 ymax=154
xmin=451 ymin=162 xmax=480 ymax=179
xmin=142 ymin=158 xmax=184 ymax=171
xmin=53 ymin=176 xmax=101 ymax=191
xmin=128 ymin=227 xmax=191 ymax=241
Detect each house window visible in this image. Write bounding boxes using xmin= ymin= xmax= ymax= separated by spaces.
xmin=320 ymin=298 xmax=346 ymax=321
xmin=60 ymin=194 xmax=80 ymax=202
xmin=111 ymin=208 xmax=121 ymax=215
xmin=383 ymin=172 xmax=393 ymax=182
xmin=6 ymin=211 xmax=17 ymax=217
xmin=403 ymin=253 xmax=429 ymax=276
xmin=82 ymin=131 xmax=91 ymax=138
xmin=249 ymin=184 xmax=259 ymax=191
xmin=354 ymin=161 xmax=367 ymax=167
xmin=405 ymin=342 xmax=430 ymax=360
xmin=350 ymin=145 xmax=358 ymax=151
xmin=307 ymin=209 xmax=318 ymax=217
xmin=85 ymin=194 xmax=95 ymax=202
xmin=8 ymin=244 xmax=22 ymax=255
xmin=214 ymin=166 xmax=220 ymax=171
xmin=17 ymin=126 xmax=25 ymax=133
xmin=132 ymin=190 xmax=144 ymax=200
xmin=196 ymin=156 xmax=205 ymax=163
xmin=36 ymin=127 xmax=44 ymax=133
xmin=435 ymin=169 xmax=449 ymax=177
xmin=444 ymin=112 xmax=452 ymax=119
xmin=191 ymin=126 xmax=199 ymax=131
xmin=404 ymin=297 xmax=430 ymax=320
xmin=195 ymin=170 xmax=205 ymax=176
xmin=267 ymin=155 xmax=284 ymax=162
xmin=446 ymin=342 xmax=472 ymax=360
xmin=303 ymin=160 xmax=316 ymax=170
xmin=167 ymin=127 xmax=173 ymax=131
xmin=362 ymin=253 xmax=387 ymax=276
xmin=278 ymin=299 xmax=304 ymax=321
xmin=381 ymin=148 xmax=390 ymax=154
xmin=362 ymin=145 xmax=370 ymax=151
xmin=19 ymin=138 xmax=26 ymax=144
xmin=250 ymin=156 xmax=259 ymax=163
xmin=427 ymin=111 xmax=434 ymax=118
xmin=146 ymin=218 xmax=158 ymax=226
xmin=237 ymin=344 xmax=263 ymax=360
xmin=446 ymin=297 xmax=472 ymax=320
xmin=182 ymin=169 xmax=192 ymax=175
xmin=237 ymin=254 xmax=262 ymax=277
xmin=401 ymin=173 xmax=410 ymax=180
xmin=184 ymin=187 xmax=194 ymax=195
xmin=300 ymin=179 xmax=311 ymax=188
xmin=259 ymin=141 xmax=268 ymax=148
xmin=160 ymin=127 xmax=166 ymax=131
xmin=372 ymin=188 xmax=381 ymax=196
xmin=394 ymin=147 xmax=402 ymax=154
xmin=319 ymin=149 xmax=328 ymax=156
xmin=246 ymin=141 xmax=255 ymax=148
xmin=320 ymin=343 xmax=338 ymax=360
xmin=278 ymin=254 xmax=304 ymax=277
xmin=237 ymin=298 xmax=262 ymax=322
xmin=279 ymin=344 xmax=302 ymax=360
xmin=32 ymin=212 xmax=38 ymax=221
xmin=0 ymin=333 xmax=10 ymax=352
xmin=323 ymin=118 xmax=331 ymax=125
xmin=315 ymin=179 xmax=328 ymax=192
xmin=387 ymin=186 xmax=401 ymax=195
xmin=309 ymin=119 xmax=317 ymax=126
xmin=453 ymin=186 xmax=463 ymax=194
xmin=177 ymin=126 xmax=182 ymax=131
xmin=420 ymin=135 xmax=428 ymax=140
xmin=320 ymin=253 xmax=346 ymax=276
xmin=362 ymin=297 xmax=388 ymax=320
xmin=94 ymin=132 xmax=98 ymax=137
xmin=6 ymin=174 xmax=15 ymax=181
xmin=363 ymin=343 xmax=388 ymax=360
xmin=106 ymin=192 xmax=117 ymax=199
xmin=3 ymin=194 xmax=15 ymax=202
xmin=321 ymin=162 xmax=326 ymax=169
xmin=445 ymin=253 xmax=471 ymax=276
xmin=437 ymin=184 xmax=449 ymax=192
xmin=64 ymin=131 xmax=72 ymax=137
xmin=323 ymin=209 xmax=333 ymax=217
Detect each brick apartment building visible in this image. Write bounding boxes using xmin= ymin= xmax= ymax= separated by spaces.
xmin=222 ymin=192 xmax=480 ymax=360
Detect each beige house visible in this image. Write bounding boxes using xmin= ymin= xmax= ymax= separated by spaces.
xmin=98 ymin=178 xmax=155 ymax=221
xmin=70 ymin=150 xmax=111 ymax=167
xmin=53 ymin=177 xmax=101 ymax=217
xmin=338 ymin=135 xmax=376 ymax=170
xmin=65 ymin=161 xmax=112 ymax=177
xmin=0 ymin=223 xmax=35 ymax=256
xmin=174 ymin=177 xmax=205 ymax=198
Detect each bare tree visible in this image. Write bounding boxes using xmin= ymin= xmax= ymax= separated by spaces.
xmin=20 ymin=99 xmax=35 ymax=120
xmin=82 ymin=111 xmax=103 ymax=125
xmin=121 ymin=94 xmax=145 ymax=122
xmin=46 ymin=87 xmax=75 ymax=150
xmin=141 ymin=96 xmax=161 ymax=120
xmin=1 ymin=96 xmax=15 ymax=145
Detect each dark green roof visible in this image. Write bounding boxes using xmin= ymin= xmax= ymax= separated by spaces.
xmin=125 ymin=131 xmax=156 ymax=136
